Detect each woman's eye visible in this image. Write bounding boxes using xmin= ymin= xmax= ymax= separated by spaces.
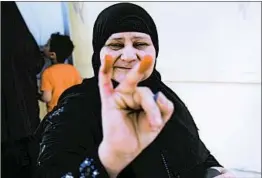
xmin=107 ymin=43 xmax=124 ymax=50
xmin=134 ymin=42 xmax=148 ymax=48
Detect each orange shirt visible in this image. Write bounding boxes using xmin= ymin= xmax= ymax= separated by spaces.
xmin=41 ymin=64 xmax=82 ymax=112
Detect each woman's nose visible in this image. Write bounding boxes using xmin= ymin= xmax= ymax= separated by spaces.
xmin=121 ymin=46 xmax=137 ymax=62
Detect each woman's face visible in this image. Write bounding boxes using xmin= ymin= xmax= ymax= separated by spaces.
xmin=100 ymin=32 xmax=156 ymax=83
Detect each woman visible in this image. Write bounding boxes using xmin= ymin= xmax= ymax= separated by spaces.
xmin=35 ymin=3 xmax=235 ymax=178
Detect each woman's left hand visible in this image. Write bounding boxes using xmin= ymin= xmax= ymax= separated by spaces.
xmin=98 ymin=55 xmax=174 ymax=177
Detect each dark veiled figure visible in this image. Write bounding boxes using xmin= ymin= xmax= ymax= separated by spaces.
xmin=1 ymin=2 xmax=44 ymax=178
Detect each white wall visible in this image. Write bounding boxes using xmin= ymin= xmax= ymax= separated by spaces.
xmin=81 ymin=2 xmax=261 ymax=172
xmin=16 ymin=2 xmax=65 ymax=46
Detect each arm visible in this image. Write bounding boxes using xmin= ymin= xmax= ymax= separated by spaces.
xmin=182 ymin=141 xmax=234 ymax=178
xmin=34 ymin=97 xmax=110 ymax=178
xmin=40 ymin=69 xmax=52 ymax=103
xmin=40 ymin=91 xmax=52 ymax=103
xmin=180 ymin=153 xmax=222 ymax=178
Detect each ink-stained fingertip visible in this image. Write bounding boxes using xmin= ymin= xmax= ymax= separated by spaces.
xmin=138 ymin=55 xmax=153 ymax=74
xmin=103 ymin=55 xmax=113 ymax=74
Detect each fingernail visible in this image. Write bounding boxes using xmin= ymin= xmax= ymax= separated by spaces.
xmin=157 ymin=92 xmax=166 ymax=105
xmin=138 ymin=55 xmax=152 ymax=74
xmin=153 ymin=92 xmax=159 ymax=102
xmin=103 ymin=55 xmax=113 ymax=73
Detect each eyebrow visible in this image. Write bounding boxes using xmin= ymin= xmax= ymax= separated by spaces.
xmin=132 ymin=36 xmax=148 ymax=40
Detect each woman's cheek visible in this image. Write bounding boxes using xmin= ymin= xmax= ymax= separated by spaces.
xmin=100 ymin=48 xmax=120 ymax=65
xmin=106 ymin=49 xmax=121 ymax=61
xmin=110 ymin=50 xmax=122 ymax=59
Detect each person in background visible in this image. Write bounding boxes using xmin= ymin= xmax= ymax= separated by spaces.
xmin=2 ymin=2 xmax=44 ymax=178
xmin=39 ymin=32 xmax=82 ymax=112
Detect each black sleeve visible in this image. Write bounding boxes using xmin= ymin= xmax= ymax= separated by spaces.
xmin=34 ymin=98 xmax=109 ymax=178
xmin=182 ymin=153 xmax=223 ymax=178
xmin=203 ymin=154 xmax=223 ymax=168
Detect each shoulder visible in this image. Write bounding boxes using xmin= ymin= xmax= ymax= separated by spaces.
xmin=41 ymin=68 xmax=51 ymax=78
xmin=58 ymin=77 xmax=98 ymax=103
xmin=58 ymin=64 xmax=81 ymax=74
xmin=61 ymin=64 xmax=78 ymax=70
xmin=36 ymin=78 xmax=99 ymax=142
xmin=42 ymin=64 xmax=58 ymax=74
xmin=68 ymin=65 xmax=81 ymax=74
xmin=47 ymin=64 xmax=67 ymax=70
xmin=67 ymin=64 xmax=81 ymax=74
xmin=35 ymin=95 xmax=97 ymax=177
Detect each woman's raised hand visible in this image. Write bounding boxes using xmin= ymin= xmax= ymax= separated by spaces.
xmin=98 ymin=55 xmax=174 ymax=177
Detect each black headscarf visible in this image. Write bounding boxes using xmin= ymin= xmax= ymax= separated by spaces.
xmin=90 ymin=2 xmax=200 ymax=136
xmin=91 ymin=3 xmax=161 ymax=80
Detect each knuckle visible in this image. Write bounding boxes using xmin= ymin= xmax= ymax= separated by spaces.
xmin=138 ymin=87 xmax=153 ymax=95
xmin=168 ymin=100 xmax=175 ymax=112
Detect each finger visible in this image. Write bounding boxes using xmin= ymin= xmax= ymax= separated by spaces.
xmin=212 ymin=168 xmax=235 ymax=178
xmin=135 ymin=87 xmax=163 ymax=131
xmin=220 ymin=172 xmax=235 ymax=178
xmin=99 ymin=55 xmax=114 ymax=103
xmin=154 ymin=92 xmax=174 ymax=123
xmin=114 ymin=92 xmax=141 ymax=110
xmin=116 ymin=55 xmax=153 ymax=94
xmin=214 ymin=173 xmax=235 ymax=178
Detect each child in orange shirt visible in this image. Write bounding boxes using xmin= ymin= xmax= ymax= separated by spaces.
xmin=40 ymin=33 xmax=82 ymax=112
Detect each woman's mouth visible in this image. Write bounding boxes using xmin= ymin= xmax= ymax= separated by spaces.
xmin=114 ymin=67 xmax=132 ymax=70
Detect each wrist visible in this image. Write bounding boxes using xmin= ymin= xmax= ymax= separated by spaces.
xmin=98 ymin=143 xmax=120 ymax=178
xmin=98 ymin=142 xmax=135 ymax=178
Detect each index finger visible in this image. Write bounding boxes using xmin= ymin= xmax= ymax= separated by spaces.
xmin=115 ymin=55 xmax=153 ymax=94
xmin=98 ymin=55 xmax=114 ymax=102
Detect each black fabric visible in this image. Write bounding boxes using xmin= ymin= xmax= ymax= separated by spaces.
xmin=34 ymin=88 xmax=109 ymax=178
xmin=1 ymin=2 xmax=44 ymax=178
xmin=1 ymin=1 xmax=43 ymax=142
xmin=36 ymin=2 xmax=222 ymax=178
xmin=2 ymin=136 xmax=40 ymax=178
xmin=204 ymin=168 xmax=222 ymax=178
xmin=39 ymin=78 xmax=221 ymax=178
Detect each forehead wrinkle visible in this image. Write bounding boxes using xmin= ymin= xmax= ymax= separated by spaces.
xmin=107 ymin=37 xmax=150 ymax=44
xmin=109 ymin=32 xmax=150 ymax=39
